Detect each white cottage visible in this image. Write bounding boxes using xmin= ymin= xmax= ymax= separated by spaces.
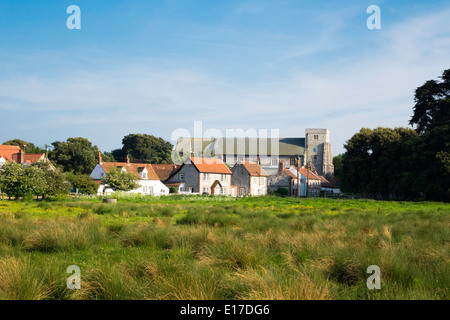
xmin=89 ymin=153 xmax=169 ymax=196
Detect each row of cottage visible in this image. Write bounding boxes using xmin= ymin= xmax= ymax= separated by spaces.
xmin=89 ymin=153 xmax=339 ymax=197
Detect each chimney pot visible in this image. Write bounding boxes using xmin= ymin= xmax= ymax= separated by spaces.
xmin=17 ymin=150 xmax=24 ymax=164
xmin=278 ymin=161 xmax=283 ymax=173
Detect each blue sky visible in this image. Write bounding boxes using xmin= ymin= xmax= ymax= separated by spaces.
xmin=0 ymin=0 xmax=449 ymax=155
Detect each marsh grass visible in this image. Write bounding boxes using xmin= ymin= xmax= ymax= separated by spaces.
xmin=0 ymin=197 xmax=448 ymax=300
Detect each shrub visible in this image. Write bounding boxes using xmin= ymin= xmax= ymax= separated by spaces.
xmin=275 ymin=188 xmax=289 ymax=196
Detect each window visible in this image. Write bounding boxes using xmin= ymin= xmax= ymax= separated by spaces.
xmin=149 ymin=186 xmax=154 ymax=195
xmin=203 ymin=173 xmax=209 ymax=181
xmin=221 ymin=174 xmax=227 ymax=182
xmin=290 ymin=158 xmax=297 ymax=166
xmin=143 ymin=186 xmax=148 ymax=193
xmin=142 ymin=172 xmax=147 ymax=179
xmin=179 ymin=173 xmax=184 ymax=180
xmin=188 ymin=187 xmax=194 ymax=193
xmin=259 ymin=177 xmax=264 ymax=185
xmin=203 ymin=187 xmax=209 ymax=194
xmin=314 ymin=135 xmax=319 ymax=140
xmin=221 ymin=187 xmax=227 ymax=195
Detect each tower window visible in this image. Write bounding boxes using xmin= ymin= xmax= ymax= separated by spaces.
xmin=314 ymin=135 xmax=319 ymax=140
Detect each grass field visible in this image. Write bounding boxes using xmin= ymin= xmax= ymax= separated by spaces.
xmin=0 ymin=195 xmax=448 ymax=300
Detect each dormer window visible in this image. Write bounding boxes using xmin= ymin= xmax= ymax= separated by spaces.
xmin=138 ymin=167 xmax=148 ymax=179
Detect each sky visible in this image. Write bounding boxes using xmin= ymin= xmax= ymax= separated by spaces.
xmin=0 ymin=0 xmax=449 ymax=156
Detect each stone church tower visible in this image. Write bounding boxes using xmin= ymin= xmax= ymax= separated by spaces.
xmin=305 ymin=129 xmax=334 ymax=179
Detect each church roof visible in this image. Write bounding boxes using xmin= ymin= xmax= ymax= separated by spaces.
xmin=176 ymin=137 xmax=306 ymax=156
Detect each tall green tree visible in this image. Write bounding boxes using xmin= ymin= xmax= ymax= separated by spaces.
xmin=112 ymin=134 xmax=173 ymax=164
xmin=66 ymin=172 xmax=99 ymax=195
xmin=410 ymin=69 xmax=450 ymax=134
xmin=101 ymin=168 xmax=139 ymax=192
xmin=32 ymin=162 xmax=71 ymax=199
xmin=0 ymin=162 xmax=33 ymax=199
xmin=333 ymin=154 xmax=344 ymax=177
xmin=51 ymin=137 xmax=111 ymax=175
xmin=342 ymin=127 xmax=417 ymax=198
xmin=401 ymin=126 xmax=449 ymax=201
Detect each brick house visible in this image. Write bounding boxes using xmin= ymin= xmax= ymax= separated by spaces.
xmin=166 ymin=157 xmax=237 ymax=196
xmin=231 ymin=161 xmax=268 ymax=196
xmin=0 ymin=145 xmax=54 ymax=169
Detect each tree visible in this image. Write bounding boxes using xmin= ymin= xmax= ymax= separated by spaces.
xmin=32 ymin=162 xmax=71 ymax=199
xmin=112 ymin=134 xmax=173 ymax=164
xmin=400 ymin=125 xmax=450 ymax=201
xmin=342 ymin=127 xmax=417 ymax=198
xmin=333 ymin=154 xmax=344 ymax=176
xmin=66 ymin=172 xmax=99 ymax=195
xmin=410 ymin=69 xmax=450 ymax=134
xmin=0 ymin=162 xmax=33 ymax=199
xmin=51 ymin=137 xmax=111 ymax=175
xmin=101 ymin=168 xmax=139 ymax=192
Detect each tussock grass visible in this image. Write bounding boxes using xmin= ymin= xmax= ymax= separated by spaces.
xmin=0 ymin=197 xmax=448 ymax=300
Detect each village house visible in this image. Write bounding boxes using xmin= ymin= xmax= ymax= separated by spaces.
xmin=320 ymin=175 xmax=341 ymax=195
xmin=231 ymin=161 xmax=268 ymax=196
xmin=150 ymin=164 xmax=185 ymax=193
xmin=89 ymin=153 xmax=169 ymax=196
xmin=268 ymin=162 xmax=322 ymax=196
xmin=0 ymin=145 xmax=53 ymax=168
xmin=174 ymin=129 xmax=334 ymax=179
xmin=268 ymin=162 xmax=298 ymax=195
xmin=287 ymin=166 xmax=322 ymax=197
xmin=165 ymin=157 xmax=237 ymax=196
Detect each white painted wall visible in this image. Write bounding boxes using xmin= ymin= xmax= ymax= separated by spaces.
xmin=90 ymin=164 xmax=169 ymax=196
xmin=97 ymin=180 xmax=169 ymax=196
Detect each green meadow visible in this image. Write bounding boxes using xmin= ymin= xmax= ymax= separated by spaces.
xmin=0 ymin=195 xmax=448 ymax=300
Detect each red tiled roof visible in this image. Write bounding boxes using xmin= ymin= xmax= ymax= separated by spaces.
xmin=292 ymin=166 xmax=321 ymax=180
xmin=299 ymin=167 xmax=320 ymax=180
xmin=164 ymin=181 xmax=184 ymax=187
xmin=100 ymin=162 xmax=160 ymax=180
xmin=284 ymin=169 xmax=297 ymax=179
xmin=151 ymin=164 xmax=181 ymax=181
xmin=317 ymin=175 xmax=331 ymax=187
xmin=190 ymin=157 xmax=231 ymax=174
xmin=0 ymin=145 xmax=22 ymax=162
xmin=241 ymin=161 xmax=268 ymax=177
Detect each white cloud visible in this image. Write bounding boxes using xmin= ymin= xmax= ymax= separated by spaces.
xmin=0 ymin=7 xmax=449 ymax=154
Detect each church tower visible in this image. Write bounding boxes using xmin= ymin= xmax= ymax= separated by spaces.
xmin=305 ymin=129 xmax=334 ymax=179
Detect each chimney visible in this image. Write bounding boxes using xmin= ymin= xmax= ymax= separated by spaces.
xmin=16 ymin=150 xmax=24 ymax=164
xmin=278 ymin=161 xmax=283 ymax=173
xmin=126 ymin=155 xmax=130 ymax=165
xmin=257 ymin=156 xmax=260 ymax=165
xmin=98 ymin=152 xmax=103 ymax=164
